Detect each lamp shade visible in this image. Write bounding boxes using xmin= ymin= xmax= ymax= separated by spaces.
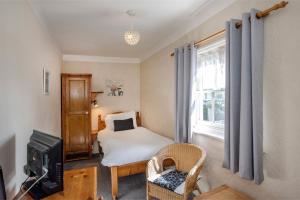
xmin=124 ymin=31 xmax=140 ymax=46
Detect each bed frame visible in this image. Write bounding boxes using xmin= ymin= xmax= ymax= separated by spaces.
xmin=97 ymin=112 xmax=146 ymax=200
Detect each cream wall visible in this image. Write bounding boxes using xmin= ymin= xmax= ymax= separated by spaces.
xmin=140 ymin=52 xmax=175 ymax=138
xmin=141 ymin=0 xmax=300 ymax=199
xmin=0 ymin=0 xmax=62 ymax=199
xmin=62 ymin=61 xmax=140 ymax=130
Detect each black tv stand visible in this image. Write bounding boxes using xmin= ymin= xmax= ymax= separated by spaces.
xmin=23 ymin=180 xmax=48 ymax=200
xmin=23 ymin=178 xmax=63 ymax=200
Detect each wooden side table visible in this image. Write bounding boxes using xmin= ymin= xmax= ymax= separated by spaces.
xmin=16 ymin=167 xmax=99 ymax=200
xmin=194 ymin=185 xmax=252 ymax=200
xmin=91 ymin=130 xmax=99 ymax=145
xmin=91 ymin=130 xmax=103 ymax=155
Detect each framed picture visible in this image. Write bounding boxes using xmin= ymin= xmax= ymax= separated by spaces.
xmin=43 ymin=67 xmax=50 ymax=95
xmin=106 ymin=79 xmax=124 ymax=96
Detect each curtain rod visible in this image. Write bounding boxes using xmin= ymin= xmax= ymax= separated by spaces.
xmin=170 ymin=1 xmax=288 ymax=57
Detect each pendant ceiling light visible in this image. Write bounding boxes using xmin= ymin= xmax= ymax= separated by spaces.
xmin=124 ymin=10 xmax=140 ymax=46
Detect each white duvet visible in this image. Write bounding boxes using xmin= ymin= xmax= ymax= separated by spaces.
xmin=97 ymin=127 xmax=174 ymax=167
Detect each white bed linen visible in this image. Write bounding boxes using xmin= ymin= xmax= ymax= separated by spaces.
xmin=97 ymin=127 xmax=174 ymax=167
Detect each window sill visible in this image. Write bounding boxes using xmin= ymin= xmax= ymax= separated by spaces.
xmin=193 ymin=126 xmax=224 ymax=142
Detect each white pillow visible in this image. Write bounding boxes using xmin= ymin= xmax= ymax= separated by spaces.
xmin=105 ymin=111 xmax=137 ymax=131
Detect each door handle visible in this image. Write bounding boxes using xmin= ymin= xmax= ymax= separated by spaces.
xmin=85 ymin=111 xmax=89 ymax=115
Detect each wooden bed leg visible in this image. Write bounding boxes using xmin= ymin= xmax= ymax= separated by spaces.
xmin=146 ymin=181 xmax=150 ymax=200
xmin=111 ymin=167 xmax=118 ymax=200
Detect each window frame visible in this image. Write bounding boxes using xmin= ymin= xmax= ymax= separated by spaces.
xmin=192 ymin=38 xmax=226 ymax=140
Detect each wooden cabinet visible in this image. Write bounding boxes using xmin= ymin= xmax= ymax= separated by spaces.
xmin=61 ymin=74 xmax=92 ymax=161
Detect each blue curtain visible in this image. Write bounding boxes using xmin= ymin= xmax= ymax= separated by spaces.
xmin=174 ymin=42 xmax=196 ymax=143
xmin=223 ymin=9 xmax=264 ymax=184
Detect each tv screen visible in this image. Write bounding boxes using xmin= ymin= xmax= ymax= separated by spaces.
xmin=0 ymin=166 xmax=6 ymax=200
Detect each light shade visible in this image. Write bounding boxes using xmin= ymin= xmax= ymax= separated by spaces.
xmin=91 ymin=100 xmax=99 ymax=108
xmin=124 ymin=31 xmax=140 ymax=46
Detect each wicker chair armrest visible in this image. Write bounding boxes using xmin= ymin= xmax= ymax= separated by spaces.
xmin=146 ymin=156 xmax=162 ymax=178
xmin=183 ymin=150 xmax=207 ymax=198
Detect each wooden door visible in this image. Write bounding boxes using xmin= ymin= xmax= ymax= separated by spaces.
xmin=61 ymin=74 xmax=91 ymax=159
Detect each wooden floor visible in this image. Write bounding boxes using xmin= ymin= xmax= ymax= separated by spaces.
xmin=194 ymin=185 xmax=252 ymax=200
xmin=18 ymin=167 xmax=97 ymax=200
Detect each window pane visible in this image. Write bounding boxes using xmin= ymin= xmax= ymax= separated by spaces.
xmin=193 ymin=39 xmax=225 ymax=135
xmin=214 ymin=89 xmax=225 ymax=124
xmin=197 ymin=45 xmax=225 ymax=91
xmin=203 ymin=90 xmax=213 ymax=122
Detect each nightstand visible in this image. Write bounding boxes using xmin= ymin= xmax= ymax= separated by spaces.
xmin=91 ymin=130 xmax=103 ymax=155
xmin=91 ymin=130 xmax=98 ymax=144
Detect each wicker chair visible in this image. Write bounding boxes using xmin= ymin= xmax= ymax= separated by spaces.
xmin=146 ymin=143 xmax=206 ymax=200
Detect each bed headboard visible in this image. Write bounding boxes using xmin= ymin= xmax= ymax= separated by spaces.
xmin=97 ymin=112 xmax=141 ymax=131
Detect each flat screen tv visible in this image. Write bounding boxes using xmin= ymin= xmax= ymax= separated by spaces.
xmin=23 ymin=130 xmax=63 ymax=199
xmin=0 ymin=166 xmax=6 ymax=200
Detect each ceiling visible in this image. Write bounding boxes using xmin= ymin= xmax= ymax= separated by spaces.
xmin=30 ymin=0 xmax=234 ymax=60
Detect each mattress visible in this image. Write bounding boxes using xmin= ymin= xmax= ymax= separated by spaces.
xmin=97 ymin=127 xmax=174 ymax=167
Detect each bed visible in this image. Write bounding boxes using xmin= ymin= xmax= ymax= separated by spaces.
xmin=96 ymin=111 xmax=173 ymax=200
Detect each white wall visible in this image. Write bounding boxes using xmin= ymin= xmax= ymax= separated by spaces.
xmin=0 ymin=1 xmax=62 ymax=199
xmin=62 ymin=61 xmax=140 ymax=130
xmin=141 ymin=0 xmax=300 ymax=199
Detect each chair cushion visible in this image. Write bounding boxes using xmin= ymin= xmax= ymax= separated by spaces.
xmin=148 ymin=168 xmax=188 ymax=194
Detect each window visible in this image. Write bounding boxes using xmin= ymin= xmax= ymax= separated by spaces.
xmin=192 ymin=39 xmax=225 ymax=139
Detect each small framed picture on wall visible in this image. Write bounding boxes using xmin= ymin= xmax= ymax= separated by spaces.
xmin=105 ymin=79 xmax=124 ymax=96
xmin=43 ymin=67 xmax=50 ymax=95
